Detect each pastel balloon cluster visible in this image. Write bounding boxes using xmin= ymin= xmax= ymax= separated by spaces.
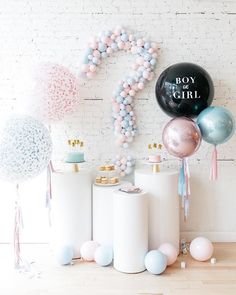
xmin=113 ymin=154 xmax=135 ymax=177
xmin=80 ymin=241 xmax=113 ymax=267
xmin=81 ymin=26 xmax=158 ymax=147
xmin=145 ymin=242 xmax=178 ymax=275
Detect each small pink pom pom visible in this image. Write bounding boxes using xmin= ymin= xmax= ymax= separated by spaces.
xmin=129 ymin=34 xmax=134 ymax=41
xmin=148 ymin=48 xmax=154 ymax=54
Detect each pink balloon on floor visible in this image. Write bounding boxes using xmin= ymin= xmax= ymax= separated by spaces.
xmin=190 ymin=237 xmax=214 ymax=261
xmin=158 ymin=243 xmax=178 ymax=266
xmin=80 ymin=241 xmax=100 ymax=261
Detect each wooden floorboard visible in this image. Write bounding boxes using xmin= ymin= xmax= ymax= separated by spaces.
xmin=0 ymin=243 xmax=236 ymax=295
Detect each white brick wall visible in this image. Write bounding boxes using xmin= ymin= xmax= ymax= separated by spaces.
xmin=0 ymin=0 xmax=236 ymax=240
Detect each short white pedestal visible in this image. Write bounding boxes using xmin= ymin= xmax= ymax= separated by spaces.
xmin=92 ymin=181 xmax=131 ymax=246
xmin=50 ymin=170 xmax=92 ymax=258
xmin=135 ymin=168 xmax=179 ymax=252
xmin=113 ymin=190 xmax=148 ymax=273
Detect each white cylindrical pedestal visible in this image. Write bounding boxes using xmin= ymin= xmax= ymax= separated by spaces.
xmin=92 ymin=181 xmax=131 ymax=246
xmin=51 ymin=170 xmax=92 ymax=258
xmin=113 ymin=190 xmax=148 ymax=273
xmin=135 ymin=168 xmax=179 ymax=252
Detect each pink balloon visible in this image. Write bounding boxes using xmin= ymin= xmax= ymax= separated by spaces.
xmin=162 ymin=117 xmax=202 ymax=158
xmin=190 ymin=237 xmax=214 ymax=262
xmin=158 ymin=243 xmax=178 ymax=266
xmin=26 ymin=63 xmax=79 ymax=123
xmin=80 ymin=241 xmax=100 ymax=261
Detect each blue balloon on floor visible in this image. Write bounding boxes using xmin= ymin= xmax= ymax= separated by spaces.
xmin=94 ymin=245 xmax=113 ymax=267
xmin=55 ymin=245 xmax=74 ymax=265
xmin=145 ymin=250 xmax=167 ymax=275
xmin=197 ymin=106 xmax=235 ymax=145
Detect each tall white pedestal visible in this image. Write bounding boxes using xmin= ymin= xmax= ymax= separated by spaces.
xmin=50 ymin=170 xmax=92 ymax=258
xmin=113 ymin=190 xmax=148 ymax=273
xmin=135 ymin=168 xmax=179 ymax=252
xmin=92 ymin=181 xmax=131 ymax=246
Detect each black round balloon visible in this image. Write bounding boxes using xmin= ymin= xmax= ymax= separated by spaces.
xmin=155 ymin=62 xmax=214 ymax=118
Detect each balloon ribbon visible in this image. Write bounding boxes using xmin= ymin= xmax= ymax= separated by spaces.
xmin=46 ymin=161 xmax=54 ymax=226
xmin=210 ymin=145 xmax=218 ymax=181
xmin=14 ymin=184 xmax=24 ymax=269
xmin=178 ymin=158 xmax=190 ymax=221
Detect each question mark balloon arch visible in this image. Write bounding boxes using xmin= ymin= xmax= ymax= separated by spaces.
xmin=156 ymin=62 xmax=214 ymax=118
xmin=0 ymin=115 xmax=52 ymax=183
xmin=81 ymin=26 xmax=158 ymax=151
xmin=197 ymin=106 xmax=235 ymax=180
xmin=162 ymin=117 xmax=202 ymax=220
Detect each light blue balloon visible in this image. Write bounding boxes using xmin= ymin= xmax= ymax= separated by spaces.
xmin=116 ymin=96 xmax=123 ymax=103
xmin=98 ymin=42 xmax=107 ymax=53
xmin=197 ymin=106 xmax=235 ymax=145
xmin=94 ymin=245 xmax=113 ymax=267
xmin=111 ymin=42 xmax=118 ymax=51
xmin=145 ymin=250 xmax=167 ymax=275
xmin=55 ymin=245 xmax=73 ymax=266
xmin=101 ymin=52 xmax=108 ymax=59
xmin=144 ymin=53 xmax=152 ymax=61
xmin=144 ymin=42 xmax=151 ymax=49
xmin=120 ymin=33 xmax=128 ymax=42
xmin=120 ymin=110 xmax=127 ymax=117
xmin=150 ymin=58 xmax=156 ymax=66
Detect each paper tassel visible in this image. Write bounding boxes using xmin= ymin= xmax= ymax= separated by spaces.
xmin=46 ymin=161 xmax=53 ymax=226
xmin=14 ymin=184 xmax=24 ymax=269
xmin=178 ymin=158 xmax=190 ymax=221
xmin=210 ymin=145 xmax=218 ymax=181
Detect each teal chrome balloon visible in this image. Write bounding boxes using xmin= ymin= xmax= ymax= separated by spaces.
xmin=197 ymin=106 xmax=235 ymax=145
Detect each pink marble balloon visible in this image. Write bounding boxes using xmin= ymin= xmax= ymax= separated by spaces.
xmin=190 ymin=237 xmax=214 ymax=261
xmin=158 ymin=243 xmax=178 ymax=266
xmin=162 ymin=117 xmax=202 ymax=158
xmin=80 ymin=241 xmax=100 ymax=261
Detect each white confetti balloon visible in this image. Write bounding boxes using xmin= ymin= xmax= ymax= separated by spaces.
xmin=0 ymin=115 xmax=52 ymax=182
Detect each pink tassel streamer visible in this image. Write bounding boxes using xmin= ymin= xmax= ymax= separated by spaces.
xmin=14 ymin=184 xmax=24 ymax=269
xmin=210 ymin=145 xmax=218 ymax=181
xmin=183 ymin=158 xmax=190 ymax=221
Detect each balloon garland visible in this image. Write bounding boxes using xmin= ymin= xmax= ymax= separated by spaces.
xmin=81 ymin=26 xmax=158 ymax=149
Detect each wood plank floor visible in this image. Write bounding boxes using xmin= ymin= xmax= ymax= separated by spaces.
xmin=0 ymin=243 xmax=236 ymax=295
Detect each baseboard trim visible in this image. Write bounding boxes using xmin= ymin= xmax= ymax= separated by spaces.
xmin=181 ymin=231 xmax=236 ymax=242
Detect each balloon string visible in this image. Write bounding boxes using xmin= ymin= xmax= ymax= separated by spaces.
xmin=210 ymin=145 xmax=218 ymax=181
xmin=14 ymin=184 xmax=24 ymax=269
xmin=178 ymin=158 xmax=190 ymax=221
xmin=46 ymin=163 xmax=52 ymax=226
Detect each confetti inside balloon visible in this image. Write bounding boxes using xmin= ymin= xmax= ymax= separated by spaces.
xmin=81 ymin=27 xmax=158 ymax=148
xmin=0 ymin=115 xmax=52 ymax=182
xmin=23 ymin=63 xmax=79 ymax=123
